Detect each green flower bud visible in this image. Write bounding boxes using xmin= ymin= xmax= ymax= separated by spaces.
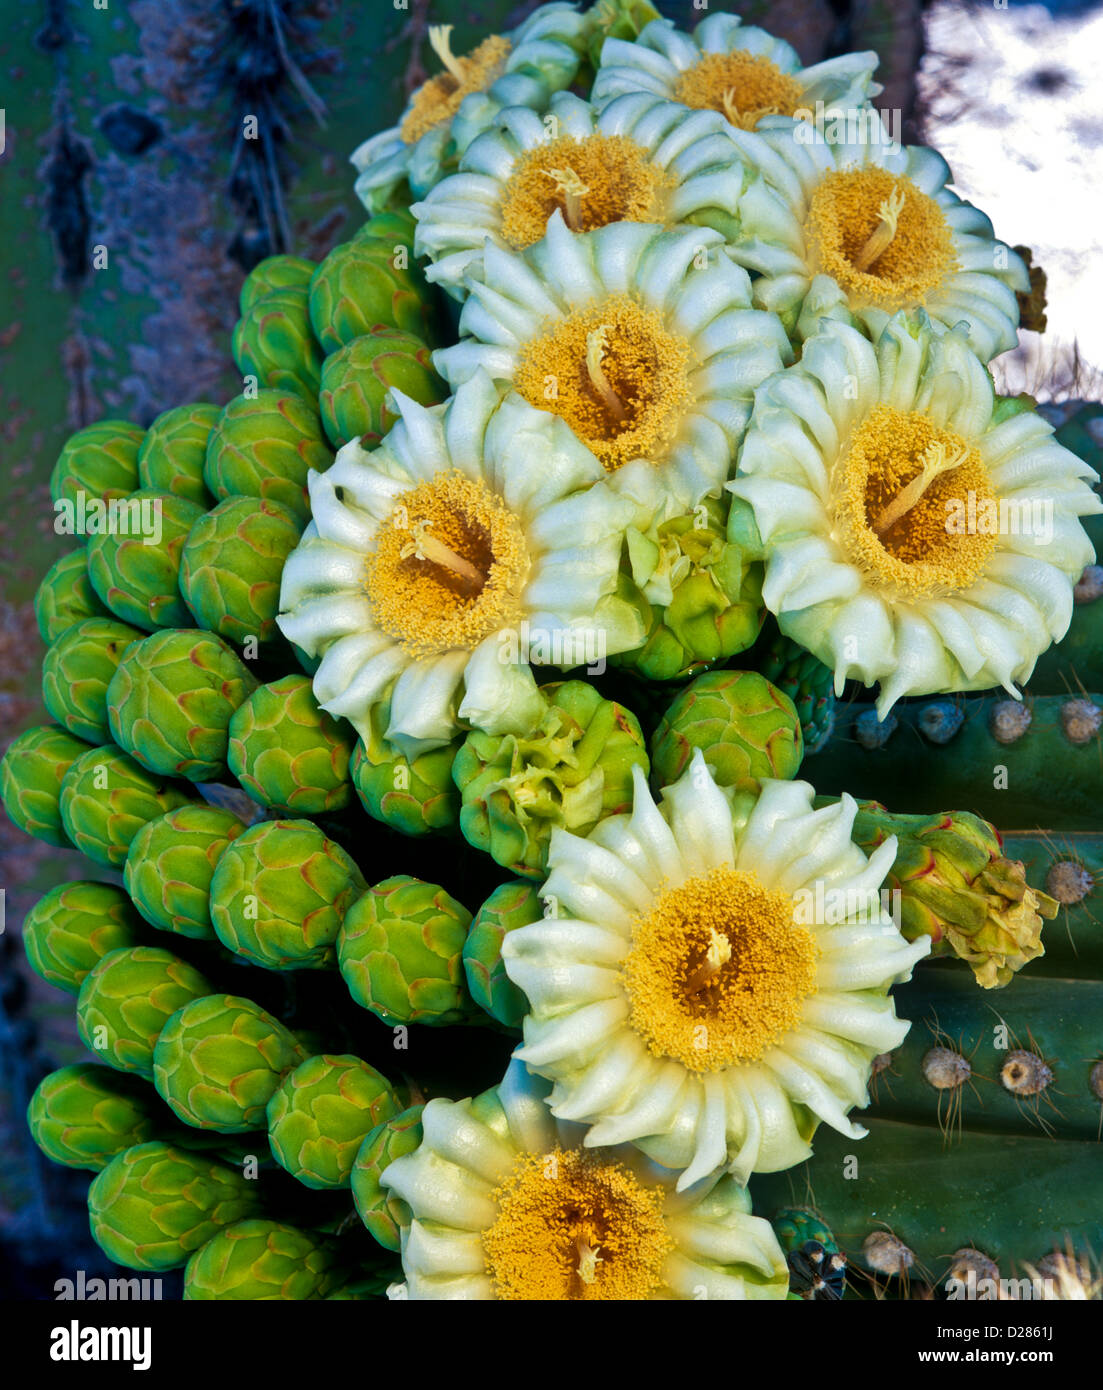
xmin=266 ymin=1054 xmax=400 ymax=1189
xmin=650 ymin=670 xmax=803 ymax=794
xmin=338 ymin=875 xmax=473 ymax=1027
xmin=309 ymin=239 xmax=431 ymax=354
xmin=28 ymin=1064 xmax=166 ymax=1170
xmin=232 ymin=285 xmax=324 ymax=400
xmin=42 ymin=616 xmax=144 ymax=744
xmin=209 ymin=819 xmax=367 ymax=971
xmin=239 ymin=255 xmax=317 ymax=314
xmin=86 ymin=490 xmax=204 ymax=631
xmin=758 ymin=630 xmax=837 ymax=755
xmin=59 ymin=743 xmax=198 ymax=868
xmin=153 ymin=993 xmax=306 ymax=1132
xmin=349 ymin=699 xmax=460 ymax=837
xmin=50 ymin=420 xmax=145 ymax=518
xmin=184 ymin=1219 xmax=337 ymax=1299
xmin=203 ymin=389 xmax=332 ymax=524
xmin=179 ymin=496 xmax=303 ymax=651
xmin=352 ymin=208 xmax=418 ymax=252
xmin=454 ymin=680 xmax=649 ymax=881
xmin=318 ymin=328 xmax=445 ymax=449
xmin=227 ymin=675 xmax=354 ymax=815
xmin=124 ymin=805 xmax=248 ymax=939
xmin=106 ymin=629 xmax=258 ymax=782
xmin=77 ymin=945 xmax=213 ymax=1077
xmin=1 ymin=724 xmax=91 ymax=847
xmin=88 ymin=1141 xmax=263 ymax=1271
xmin=35 ymin=550 xmax=110 ymax=644
xmin=22 ymin=880 xmax=146 ymax=995
xmin=350 ymin=1104 xmax=424 ymax=1251
xmin=137 ymin=403 xmax=220 ymax=507
xmin=463 ymin=881 xmax=539 ymax=1029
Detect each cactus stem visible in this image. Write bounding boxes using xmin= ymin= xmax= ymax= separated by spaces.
xmin=585 ymin=325 xmax=628 ymax=423
xmin=853 ymin=185 xmax=907 ymax=273
xmin=427 ymin=24 xmax=467 ymax=85
xmin=543 ymin=166 xmax=590 ymax=232
xmin=872 ymin=439 xmax=968 ymax=536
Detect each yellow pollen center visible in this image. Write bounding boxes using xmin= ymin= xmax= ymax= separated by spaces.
xmin=834 ymin=404 xmax=996 ymax=596
xmin=514 ymin=294 xmax=692 ymax=472
xmin=622 ymin=867 xmax=819 ymax=1073
xmin=364 ymin=470 xmax=529 ymax=657
xmin=674 ymin=52 xmax=804 ymax=130
xmin=806 ymin=168 xmax=957 ymax=308
xmin=482 ymin=1148 xmax=673 ymax=1300
xmin=399 ymin=30 xmax=512 ymax=145
xmin=500 ymin=134 xmax=672 ymax=248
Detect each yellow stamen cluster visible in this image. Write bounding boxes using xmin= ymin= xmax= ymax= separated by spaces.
xmin=834 ymin=404 xmax=996 ymax=596
xmin=500 ymin=134 xmax=670 ymax=248
xmin=675 ymin=52 xmax=804 ymax=130
xmin=482 ymin=1148 xmax=672 ymax=1300
xmin=622 ymin=867 xmax=819 ymax=1072
xmin=400 ymin=29 xmax=512 ymax=146
xmin=806 ymin=168 xmax=957 ymax=307
xmin=514 ymin=294 xmax=692 ymax=472
xmin=364 ymin=470 xmax=529 ymax=657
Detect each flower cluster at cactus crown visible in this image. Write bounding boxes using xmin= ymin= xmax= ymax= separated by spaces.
xmin=381 ymin=1058 xmax=790 ymax=1300
xmin=729 ymin=314 xmax=1102 ymax=711
xmin=501 ymin=755 xmax=929 ymax=1191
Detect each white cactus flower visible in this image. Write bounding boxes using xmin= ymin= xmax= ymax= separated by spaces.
xmin=723 ymin=115 xmax=1030 ymax=359
xmin=381 ymin=1058 xmax=790 ymax=1300
xmin=276 ymin=371 xmax=643 ymax=757
xmin=592 ymin=12 xmax=882 ymax=134
xmin=412 ymin=89 xmax=755 ymax=300
xmin=351 ymin=5 xmax=588 ymax=214
xmin=433 ymin=217 xmax=793 ymax=529
xmin=728 ymin=313 xmax=1103 ymax=713
xmin=501 ymin=755 xmax=930 ymax=1189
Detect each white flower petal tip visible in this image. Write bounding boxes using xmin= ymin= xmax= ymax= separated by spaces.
xmin=733 ymin=311 xmax=1102 ymax=711
xmin=379 ymin=1059 xmax=789 ymax=1300
xmin=500 ymin=756 xmax=925 ymax=1186
xmin=276 ymin=384 xmax=634 ymax=752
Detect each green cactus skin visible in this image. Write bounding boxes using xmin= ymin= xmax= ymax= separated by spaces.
xmin=232 ymin=285 xmax=324 ymax=400
xmin=58 ymin=743 xmax=198 ymax=868
xmin=1026 ymin=586 xmax=1103 ymax=694
xmin=153 ymin=994 xmax=307 ymax=1133
xmin=463 ymin=881 xmax=539 ymax=1029
xmin=85 ymin=490 xmax=205 ymax=631
xmin=49 ymin=420 xmax=145 ymax=516
xmin=106 ymin=629 xmax=258 ymax=782
xmin=209 ymin=819 xmax=367 ymax=971
xmin=266 ymin=1054 xmax=401 ymax=1190
xmin=1001 ymin=833 xmax=1102 ymax=977
xmin=239 ymin=255 xmax=317 ymax=314
xmin=338 ymin=876 xmax=474 ymax=1027
xmin=137 ymin=403 xmax=220 ymax=508
xmin=88 ymin=1141 xmax=264 ymax=1272
xmin=227 ymin=675 xmax=354 ymax=815
xmin=203 ymin=389 xmax=332 ymax=524
xmin=350 ymin=1104 xmax=425 ymax=1252
xmin=349 ymin=699 xmax=461 ymax=837
xmin=308 ymin=238 xmax=432 ymax=353
xmin=184 ymin=1219 xmax=338 ymax=1299
xmin=1 ymin=724 xmax=92 ymax=847
xmin=325 ymin=1258 xmax=403 ymax=1299
xmin=28 ymin=1064 xmax=167 ymax=1170
xmin=35 ymin=550 xmax=111 ymax=644
xmin=76 ymin=945 xmax=213 ymax=1078
xmin=804 ymin=695 xmax=1103 ymax=830
xmin=317 ymin=327 xmax=446 ymax=450
xmin=773 ymin=1206 xmax=846 ymax=1301
xmin=649 ymin=670 xmax=804 ymax=795
xmin=124 ymin=805 xmax=248 ymax=940
xmin=757 ymin=630 xmax=837 ymax=757
xmin=454 ymin=681 xmax=649 ymax=881
xmin=179 ymin=496 xmax=304 ymax=651
xmin=42 ymin=616 xmax=144 ymax=745
xmin=22 ymin=880 xmax=146 ymax=996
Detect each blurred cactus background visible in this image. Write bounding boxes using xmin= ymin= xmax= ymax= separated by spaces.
xmin=0 ymin=0 xmax=1098 ymax=1296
